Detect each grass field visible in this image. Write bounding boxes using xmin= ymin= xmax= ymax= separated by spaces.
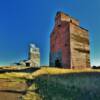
xmin=22 ymin=68 xmax=100 ymax=100
xmin=0 ymin=67 xmax=100 ymax=100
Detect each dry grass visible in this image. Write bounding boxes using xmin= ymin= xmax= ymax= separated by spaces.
xmin=0 ymin=72 xmax=32 ymax=79
xmin=0 ymin=67 xmax=100 ymax=100
xmin=32 ymin=67 xmax=100 ymax=77
xmin=0 ymin=66 xmax=30 ymax=70
xmin=0 ymin=67 xmax=100 ymax=79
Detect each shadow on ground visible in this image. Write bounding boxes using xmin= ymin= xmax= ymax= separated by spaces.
xmin=0 ymin=67 xmax=40 ymax=73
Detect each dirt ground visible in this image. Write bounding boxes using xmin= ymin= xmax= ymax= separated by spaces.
xmin=0 ymin=78 xmax=28 ymax=100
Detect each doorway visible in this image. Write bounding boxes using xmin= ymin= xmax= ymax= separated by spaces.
xmin=55 ymin=59 xmax=61 ymax=68
xmin=26 ymin=63 xmax=30 ymax=67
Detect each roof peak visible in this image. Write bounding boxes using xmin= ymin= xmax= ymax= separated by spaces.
xmin=56 ymin=11 xmax=79 ymax=22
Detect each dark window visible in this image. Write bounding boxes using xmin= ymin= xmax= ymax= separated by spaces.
xmin=26 ymin=63 xmax=30 ymax=67
xmin=58 ymin=24 xmax=61 ymax=27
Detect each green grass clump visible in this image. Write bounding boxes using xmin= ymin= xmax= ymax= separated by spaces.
xmin=33 ymin=73 xmax=100 ymax=100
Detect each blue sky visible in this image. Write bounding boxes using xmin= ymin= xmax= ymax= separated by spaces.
xmin=0 ymin=0 xmax=99 ymax=66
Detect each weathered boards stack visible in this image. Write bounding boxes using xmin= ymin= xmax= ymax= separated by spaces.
xmin=50 ymin=12 xmax=90 ymax=69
